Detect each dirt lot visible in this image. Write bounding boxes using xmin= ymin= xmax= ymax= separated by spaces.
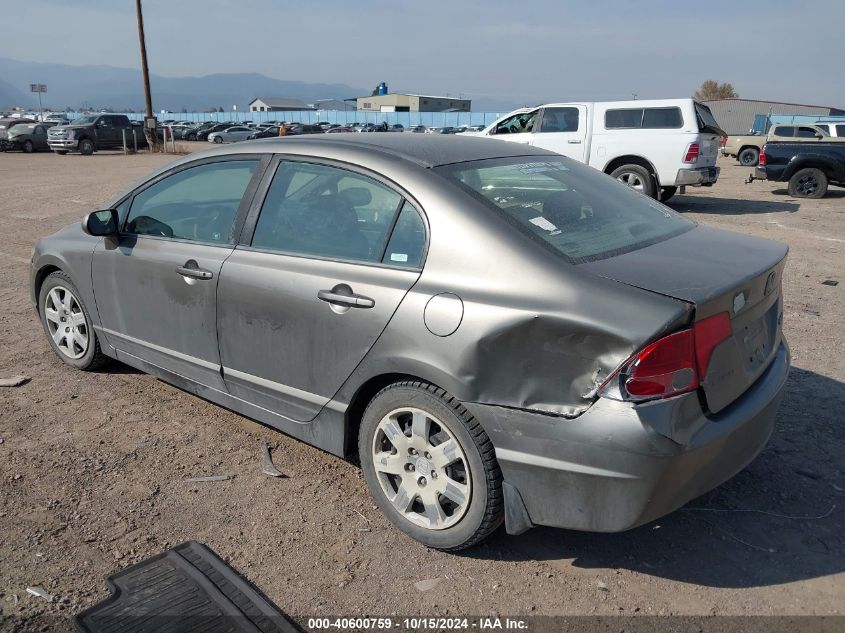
xmin=0 ymin=147 xmax=843 ymax=630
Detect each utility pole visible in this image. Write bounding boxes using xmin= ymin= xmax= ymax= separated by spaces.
xmin=135 ymin=0 xmax=157 ymax=150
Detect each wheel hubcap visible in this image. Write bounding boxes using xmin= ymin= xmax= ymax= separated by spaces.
xmin=372 ymin=407 xmax=471 ymax=530
xmin=617 ymin=171 xmax=644 ymax=191
xmin=44 ymin=286 xmax=88 ymax=359
xmin=797 ymin=176 xmax=817 ymax=195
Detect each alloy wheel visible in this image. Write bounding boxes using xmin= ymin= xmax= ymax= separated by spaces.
xmin=796 ymin=175 xmax=819 ymax=196
xmin=43 ymin=286 xmax=89 ymax=360
xmin=616 ymin=171 xmax=645 ymax=191
xmin=372 ymin=407 xmax=471 ymax=530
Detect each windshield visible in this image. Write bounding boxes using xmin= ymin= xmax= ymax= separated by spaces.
xmin=436 ymin=157 xmax=694 ymax=264
xmin=70 ymin=115 xmax=99 ymax=125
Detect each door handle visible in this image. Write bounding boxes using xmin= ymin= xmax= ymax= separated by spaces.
xmin=318 ymin=289 xmax=375 ymax=309
xmin=176 ymin=263 xmax=213 ymax=280
xmin=567 ymin=139 xmax=582 ymax=144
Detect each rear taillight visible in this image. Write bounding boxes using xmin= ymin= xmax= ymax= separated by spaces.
xmin=683 ymin=143 xmax=700 ymax=163
xmin=720 ymin=136 xmax=728 ymax=147
xmin=599 ymin=312 xmax=732 ymax=402
xmin=758 ymin=147 xmax=767 ymax=166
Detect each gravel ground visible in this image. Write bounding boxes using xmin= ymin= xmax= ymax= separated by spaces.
xmin=0 ymin=147 xmax=842 ymax=630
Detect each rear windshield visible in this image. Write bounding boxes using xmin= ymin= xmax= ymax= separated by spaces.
xmin=436 ymin=157 xmax=694 ymax=264
xmin=694 ymin=102 xmax=724 ymax=134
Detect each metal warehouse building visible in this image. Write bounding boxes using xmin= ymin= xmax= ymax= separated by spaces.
xmin=703 ymin=98 xmax=845 ymax=134
xmin=356 ymin=93 xmax=471 ymax=113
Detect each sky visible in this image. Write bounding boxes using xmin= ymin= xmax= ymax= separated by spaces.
xmin=2 ymin=0 xmax=843 ymax=107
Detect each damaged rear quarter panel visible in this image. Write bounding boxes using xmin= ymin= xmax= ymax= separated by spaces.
xmin=333 ymin=175 xmax=693 ymax=419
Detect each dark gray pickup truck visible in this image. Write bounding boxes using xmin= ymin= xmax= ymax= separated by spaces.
xmin=47 ymin=114 xmax=146 ymax=155
xmin=754 ymin=141 xmax=845 ymax=198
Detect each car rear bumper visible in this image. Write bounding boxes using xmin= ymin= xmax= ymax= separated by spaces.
xmin=466 ymin=340 xmax=789 ymax=534
xmin=48 ymin=140 xmax=78 ymax=149
xmin=675 ymin=166 xmax=720 ymax=186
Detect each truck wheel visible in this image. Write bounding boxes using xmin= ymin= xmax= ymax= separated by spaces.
xmin=610 ymin=164 xmax=656 ymax=198
xmin=788 ymin=168 xmax=828 ymax=199
xmin=359 ymin=380 xmax=503 ymax=551
xmin=660 ymin=186 xmax=678 ymax=202
xmin=54 ymin=150 xmax=68 ymax=155
xmin=79 ymin=138 xmax=95 ymax=155
xmin=738 ymin=148 xmax=759 ymax=166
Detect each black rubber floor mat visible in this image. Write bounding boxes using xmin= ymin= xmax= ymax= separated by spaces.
xmin=75 ymin=540 xmax=300 ymax=633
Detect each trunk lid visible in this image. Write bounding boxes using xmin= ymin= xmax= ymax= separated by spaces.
xmin=581 ymin=225 xmax=787 ymax=413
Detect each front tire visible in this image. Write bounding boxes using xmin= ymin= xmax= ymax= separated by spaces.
xmin=39 ymin=271 xmax=109 ymax=371
xmin=213 ymin=136 xmax=223 ymax=144
xmin=788 ymin=168 xmax=828 ymax=199
xmin=610 ymin=164 xmax=656 ymax=198
xmin=22 ymin=140 xmax=35 ymax=153
xmin=359 ymin=381 xmax=503 ymax=551
xmin=738 ymin=147 xmax=759 ymax=166
xmin=79 ymin=138 xmax=95 ymax=155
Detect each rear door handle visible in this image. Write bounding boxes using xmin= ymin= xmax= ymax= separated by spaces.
xmin=176 ymin=262 xmax=214 ymax=280
xmin=318 ymin=289 xmax=375 ymax=309
xmin=567 ymin=139 xmax=582 ymax=144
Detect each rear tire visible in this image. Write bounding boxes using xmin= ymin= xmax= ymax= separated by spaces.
xmin=22 ymin=140 xmax=34 ymax=153
xmin=39 ymin=271 xmax=109 ymax=371
xmin=660 ymin=186 xmax=678 ymax=202
xmin=359 ymin=380 xmax=503 ymax=551
xmin=186 ymin=133 xmax=196 ymax=141
xmin=79 ymin=138 xmax=95 ymax=155
xmin=610 ymin=164 xmax=656 ymax=198
xmin=738 ymin=147 xmax=759 ymax=166
xmin=788 ymin=168 xmax=828 ymax=199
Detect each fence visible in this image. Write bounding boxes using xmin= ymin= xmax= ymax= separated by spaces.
xmin=63 ymin=110 xmax=509 ymax=128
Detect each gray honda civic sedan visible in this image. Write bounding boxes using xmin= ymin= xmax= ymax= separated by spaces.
xmin=31 ymin=135 xmax=790 ymax=550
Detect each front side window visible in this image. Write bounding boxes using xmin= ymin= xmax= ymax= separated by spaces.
xmin=538 ymin=107 xmax=580 ymax=133
xmin=814 ymin=124 xmax=830 ymax=134
xmin=251 ymin=161 xmax=404 ymax=263
xmin=437 ymin=157 xmax=693 ymax=264
xmin=494 ymin=110 xmax=537 ymax=135
xmin=125 ymin=160 xmax=259 ymax=243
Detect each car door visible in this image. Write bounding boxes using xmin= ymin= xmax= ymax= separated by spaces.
xmin=531 ymin=105 xmax=587 ymax=161
xmin=217 ymin=158 xmax=427 ymax=421
xmin=485 ymin=109 xmax=539 ymax=146
xmin=91 ymin=156 xmax=267 ymax=390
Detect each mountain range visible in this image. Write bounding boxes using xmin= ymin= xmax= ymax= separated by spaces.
xmin=0 ymin=57 xmax=368 ymax=112
xmin=0 ymin=57 xmax=519 ymax=113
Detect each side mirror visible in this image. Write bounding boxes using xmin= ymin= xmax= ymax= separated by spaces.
xmin=82 ymin=209 xmax=119 ymax=237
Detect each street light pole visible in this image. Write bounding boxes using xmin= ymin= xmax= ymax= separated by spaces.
xmin=135 ymin=0 xmax=157 ymax=150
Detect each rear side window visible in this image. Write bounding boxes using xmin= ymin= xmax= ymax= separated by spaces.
xmin=382 ymin=202 xmax=425 ymax=268
xmin=837 ymin=125 xmax=845 ymax=137
xmin=773 ymin=126 xmax=794 ymax=137
xmin=251 ymin=161 xmax=404 ymax=263
xmin=125 ymin=160 xmax=259 ymax=243
xmin=798 ymin=126 xmax=822 ymax=137
xmin=538 ymin=107 xmax=579 ymax=133
xmin=437 ymin=158 xmax=693 ymax=264
xmin=605 ymin=107 xmax=683 ymax=129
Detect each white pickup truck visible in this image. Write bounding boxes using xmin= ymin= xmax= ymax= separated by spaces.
xmin=466 ymin=99 xmax=725 ymax=201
